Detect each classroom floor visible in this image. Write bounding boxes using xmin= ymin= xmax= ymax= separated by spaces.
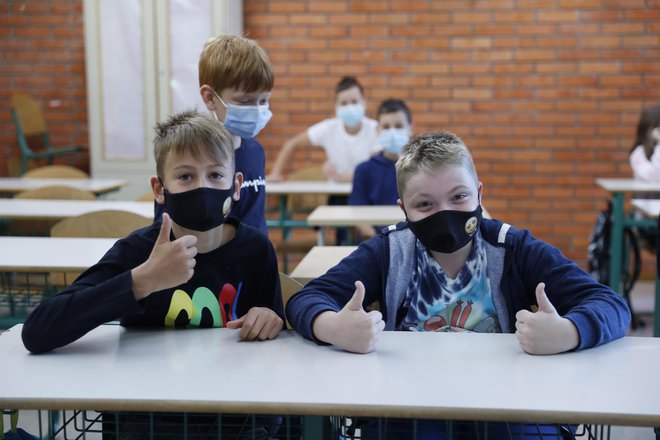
xmin=4 ymin=281 xmax=658 ymax=439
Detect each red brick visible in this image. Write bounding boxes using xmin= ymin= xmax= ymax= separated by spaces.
xmin=451 ymin=37 xmax=492 ymax=49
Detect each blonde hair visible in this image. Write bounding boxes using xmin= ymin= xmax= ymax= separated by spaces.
xmin=153 ymin=110 xmax=234 ymax=178
xmin=198 ymin=35 xmax=274 ymax=93
xmin=395 ymin=131 xmax=478 ymax=198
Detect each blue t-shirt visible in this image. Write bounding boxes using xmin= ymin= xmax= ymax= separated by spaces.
xmin=153 ymin=137 xmax=268 ymax=236
xmin=348 ymin=153 xmax=399 ymax=206
xmin=234 ymin=137 xmax=267 ymax=235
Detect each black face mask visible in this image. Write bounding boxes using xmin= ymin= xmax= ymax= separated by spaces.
xmin=161 ymin=183 xmax=234 ymax=232
xmin=407 ymin=205 xmax=482 ymax=253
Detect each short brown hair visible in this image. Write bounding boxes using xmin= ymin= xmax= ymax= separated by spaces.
xmin=153 ymin=110 xmax=234 ymax=177
xmin=198 ymin=35 xmax=274 ymax=93
xmin=395 ymin=131 xmax=478 ymax=198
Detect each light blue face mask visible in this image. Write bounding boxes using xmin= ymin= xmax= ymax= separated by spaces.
xmin=213 ymin=91 xmax=272 ymax=138
xmin=379 ymin=128 xmax=410 ymax=154
xmin=336 ymin=103 xmax=365 ymax=128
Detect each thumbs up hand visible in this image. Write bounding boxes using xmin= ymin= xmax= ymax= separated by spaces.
xmin=131 ymin=213 xmax=198 ymax=300
xmin=514 ymin=282 xmax=579 ymax=355
xmin=312 ymin=281 xmax=385 ymax=354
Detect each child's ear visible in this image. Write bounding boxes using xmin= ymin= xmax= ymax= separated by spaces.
xmin=199 ymin=85 xmax=216 ymax=110
xmin=151 ymin=176 xmax=165 ymax=205
xmin=232 ymin=172 xmax=244 ymax=201
xmin=477 ymin=182 xmax=483 ymax=205
xmin=397 ymin=199 xmax=406 ymax=216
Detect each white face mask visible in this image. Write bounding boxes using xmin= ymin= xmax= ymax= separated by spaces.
xmin=213 ymin=91 xmax=272 ymax=138
xmin=336 ymin=103 xmax=365 ymax=128
xmin=379 ymin=128 xmax=410 ymax=155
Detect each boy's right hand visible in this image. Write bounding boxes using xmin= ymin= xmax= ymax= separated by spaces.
xmin=131 ymin=213 xmax=198 ymax=300
xmin=312 ymin=281 xmax=384 ymax=354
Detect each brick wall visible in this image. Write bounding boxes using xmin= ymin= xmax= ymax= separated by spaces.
xmin=2 ymin=0 xmax=659 ymax=266
xmin=0 ymin=0 xmax=89 ymax=176
xmin=246 ymin=0 xmax=660 ymax=264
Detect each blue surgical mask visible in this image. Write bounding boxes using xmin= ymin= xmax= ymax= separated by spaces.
xmin=379 ymin=128 xmax=410 ymax=155
xmin=336 ymin=103 xmax=365 ymax=128
xmin=213 ymin=91 xmax=272 ymax=138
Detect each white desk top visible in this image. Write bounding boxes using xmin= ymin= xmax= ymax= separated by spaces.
xmin=0 ymin=199 xmax=153 ymax=220
xmin=307 ymin=205 xmax=404 ymax=227
xmin=0 ymin=177 xmax=127 ymax=195
xmin=0 ymin=237 xmax=116 ymax=271
xmin=266 ymin=180 xmax=351 ymax=195
xmin=290 ymin=246 xmax=356 ymax=285
xmin=596 ymin=178 xmax=660 ymax=193
xmin=2 ymin=324 xmax=659 ymax=426
xmin=631 ymin=199 xmax=660 ymax=218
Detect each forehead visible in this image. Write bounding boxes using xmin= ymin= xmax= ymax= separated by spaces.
xmin=163 ymin=147 xmax=229 ymax=171
xmin=336 ymin=86 xmax=363 ymax=102
xmin=379 ymin=111 xmax=409 ymax=126
xmin=223 ymin=87 xmax=271 ymax=99
xmin=402 ymin=166 xmax=476 ymax=198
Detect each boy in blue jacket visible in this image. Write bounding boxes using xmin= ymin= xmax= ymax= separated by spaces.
xmin=286 ymin=130 xmax=631 ymax=437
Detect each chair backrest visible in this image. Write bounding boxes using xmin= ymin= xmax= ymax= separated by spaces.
xmin=49 ymin=210 xmax=152 ymax=286
xmin=286 ymin=166 xmax=329 ymax=213
xmin=51 ymin=210 xmax=151 ymax=238
xmin=11 ymin=93 xmax=47 ymax=137
xmin=8 ymin=186 xmax=97 ymax=237
xmin=23 ymin=165 xmax=89 ymax=179
xmin=279 ymin=272 xmax=303 ymax=307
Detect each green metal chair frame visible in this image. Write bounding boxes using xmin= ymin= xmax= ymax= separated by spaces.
xmin=10 ymin=93 xmax=86 ymax=175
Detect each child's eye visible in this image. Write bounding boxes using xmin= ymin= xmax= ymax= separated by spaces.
xmin=178 ymin=173 xmax=193 ymax=181
xmin=416 ymin=201 xmax=432 ymax=209
xmin=210 ymin=172 xmax=224 ymax=180
xmin=258 ymin=98 xmax=269 ymax=106
xmin=452 ymin=193 xmax=468 ymax=202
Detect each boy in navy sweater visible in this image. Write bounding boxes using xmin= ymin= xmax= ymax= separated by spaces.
xmin=287 ymin=131 xmax=631 ymax=438
xmin=23 ymin=110 xmax=284 ymax=353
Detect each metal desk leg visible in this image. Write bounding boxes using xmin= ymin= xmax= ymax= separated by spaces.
xmin=608 ymin=192 xmax=625 ymax=293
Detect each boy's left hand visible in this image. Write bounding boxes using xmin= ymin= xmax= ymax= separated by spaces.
xmin=226 ymin=307 xmax=283 ymax=341
xmin=514 ymin=283 xmax=579 ymax=355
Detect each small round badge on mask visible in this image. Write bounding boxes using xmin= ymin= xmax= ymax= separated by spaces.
xmin=465 ymin=216 xmax=478 ymax=234
xmin=222 ymin=196 xmax=232 ymax=216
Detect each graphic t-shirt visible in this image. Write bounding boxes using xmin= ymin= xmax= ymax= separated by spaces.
xmin=399 ymin=233 xmax=501 ymax=333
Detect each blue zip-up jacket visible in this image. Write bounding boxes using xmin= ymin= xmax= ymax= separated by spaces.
xmin=286 ymin=218 xmax=631 ymax=351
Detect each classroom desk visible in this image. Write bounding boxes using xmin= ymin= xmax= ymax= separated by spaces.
xmin=595 ymin=178 xmax=660 ymax=293
xmin=0 ymin=199 xmax=152 ymax=221
xmin=290 ymin=245 xmax=356 ymax=285
xmin=266 ymin=181 xmax=352 ymax=232
xmin=2 ymin=324 xmax=660 ymax=435
xmin=0 ymin=236 xmax=116 ymax=272
xmin=0 ymin=177 xmax=127 ymax=196
xmin=307 ymin=205 xmax=404 ymax=245
xmin=630 ymin=199 xmax=660 ymax=337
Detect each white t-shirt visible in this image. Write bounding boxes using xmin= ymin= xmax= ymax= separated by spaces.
xmin=307 ymin=117 xmax=380 ymax=175
xmin=630 ymin=144 xmax=660 ymax=181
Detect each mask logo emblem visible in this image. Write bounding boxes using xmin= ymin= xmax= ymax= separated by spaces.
xmin=465 ymin=216 xmax=478 ymax=234
xmin=222 ymin=196 xmax=232 ymax=216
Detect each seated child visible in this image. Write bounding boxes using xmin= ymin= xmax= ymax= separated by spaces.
xmin=629 ymin=104 xmax=660 ymax=181
xmin=286 ymin=131 xmax=631 ymax=439
xmin=349 ymin=98 xmax=412 ymax=241
xmin=22 ymin=110 xmax=284 ymax=439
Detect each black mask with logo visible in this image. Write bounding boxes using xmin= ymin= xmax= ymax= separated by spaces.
xmin=407 ymin=205 xmax=482 ymax=253
xmin=160 ymin=179 xmax=234 ymax=232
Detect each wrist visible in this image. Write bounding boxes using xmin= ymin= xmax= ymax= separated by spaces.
xmin=312 ymin=310 xmax=339 ymax=345
xmin=130 ymin=265 xmax=154 ymax=300
xmin=561 ymin=317 xmax=580 ymax=352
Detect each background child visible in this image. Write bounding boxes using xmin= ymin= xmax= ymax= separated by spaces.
xmin=268 ymin=75 xmax=379 ymax=183
xmin=23 ymin=110 xmax=284 ymax=353
xmin=629 ymin=104 xmax=660 ymax=181
xmin=286 ymin=130 xmax=630 ymax=438
xmin=156 ymin=34 xmax=274 ymax=236
xmin=349 ymin=98 xmax=412 ymax=241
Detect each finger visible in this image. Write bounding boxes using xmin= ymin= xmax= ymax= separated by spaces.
xmin=177 ymin=235 xmax=198 ymax=249
xmin=367 ymin=310 xmax=383 ymax=324
xmin=245 ymin=314 xmax=266 ymax=340
xmin=515 ymin=309 xmax=532 ymax=323
xmin=257 ymin=318 xmax=277 ymax=340
xmin=345 ymin=281 xmax=366 ymax=312
xmin=226 ymin=317 xmax=244 ymax=329
xmin=156 ymin=213 xmax=172 ymax=244
xmin=535 ymin=282 xmax=556 ymax=313
xmin=267 ymin=320 xmax=282 ymax=340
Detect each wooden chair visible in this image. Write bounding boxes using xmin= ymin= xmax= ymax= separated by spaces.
xmin=276 ymin=166 xmax=329 ymax=272
xmin=11 ymin=93 xmax=87 ymax=175
xmin=7 ymin=186 xmax=97 ymax=237
xmin=279 ymin=272 xmax=303 ymax=326
xmin=23 ymin=164 xmax=89 ymax=179
xmin=49 ymin=210 xmax=151 ymax=286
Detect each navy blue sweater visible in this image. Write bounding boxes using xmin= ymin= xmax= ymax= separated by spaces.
xmin=286 ymin=218 xmax=631 ymax=351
